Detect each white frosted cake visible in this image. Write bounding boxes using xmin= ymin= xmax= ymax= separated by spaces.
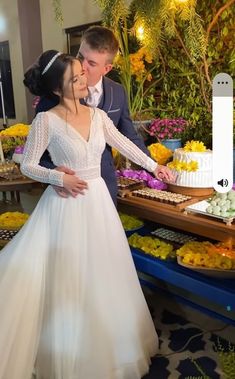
xmin=168 ymin=141 xmax=213 ymax=188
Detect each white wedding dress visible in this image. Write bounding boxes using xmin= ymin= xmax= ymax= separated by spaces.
xmin=0 ymin=109 xmax=158 ymax=379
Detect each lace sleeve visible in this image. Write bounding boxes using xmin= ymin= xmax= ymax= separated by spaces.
xmin=21 ymin=112 xmax=64 ymax=186
xmin=100 ymin=110 xmax=157 ymax=172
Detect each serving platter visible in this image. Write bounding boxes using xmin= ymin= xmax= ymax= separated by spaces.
xmin=184 ymin=200 xmax=234 ymax=226
xmin=129 ymin=189 xmax=199 ymax=212
xmin=177 ymin=256 xmax=235 ymax=278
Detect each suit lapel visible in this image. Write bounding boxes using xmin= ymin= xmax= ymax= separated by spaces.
xmin=98 ymin=77 xmax=112 ymax=112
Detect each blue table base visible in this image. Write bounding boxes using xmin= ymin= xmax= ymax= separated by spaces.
xmin=131 ymin=248 xmax=235 ymax=325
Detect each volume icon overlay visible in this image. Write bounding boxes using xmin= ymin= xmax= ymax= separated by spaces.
xmin=212 ymin=73 xmax=233 ymax=193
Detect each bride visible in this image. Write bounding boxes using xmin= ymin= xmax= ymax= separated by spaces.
xmin=0 ymin=50 xmax=175 ymax=379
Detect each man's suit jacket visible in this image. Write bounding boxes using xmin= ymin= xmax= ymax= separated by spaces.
xmin=36 ymin=76 xmax=150 ymax=204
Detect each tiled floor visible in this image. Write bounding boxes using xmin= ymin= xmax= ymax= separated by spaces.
xmin=144 ymin=287 xmax=235 ymax=345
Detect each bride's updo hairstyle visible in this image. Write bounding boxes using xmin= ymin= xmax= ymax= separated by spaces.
xmin=23 ymin=49 xmax=75 ymax=98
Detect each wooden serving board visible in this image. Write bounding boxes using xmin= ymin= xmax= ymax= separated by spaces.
xmin=128 ymin=193 xmax=200 ymax=212
xmin=118 ymin=182 xmax=145 ymax=198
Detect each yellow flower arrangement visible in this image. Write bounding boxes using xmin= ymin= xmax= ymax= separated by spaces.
xmin=147 ymin=142 xmax=173 ymax=165
xmin=0 ymin=123 xmax=30 ymax=137
xmin=115 ymin=45 xmax=156 ymax=118
xmin=168 ymin=159 xmax=198 ymax=172
xmin=0 ymin=212 xmax=29 ymax=230
xmin=0 ymin=124 xmax=30 ymax=152
xmin=129 ymin=47 xmax=153 ymax=82
xmin=183 ymin=140 xmax=207 ymax=152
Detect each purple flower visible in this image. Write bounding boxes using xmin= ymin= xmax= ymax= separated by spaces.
xmin=147 ymin=178 xmax=167 ymax=190
xmin=147 ymin=117 xmax=187 ymax=140
xmin=117 ymin=169 xmax=168 ymax=190
xmin=14 ymin=146 xmax=25 ymax=154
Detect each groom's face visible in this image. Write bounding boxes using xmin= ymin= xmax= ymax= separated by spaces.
xmin=78 ymin=41 xmax=113 ymax=87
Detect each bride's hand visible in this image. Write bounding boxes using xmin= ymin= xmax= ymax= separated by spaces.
xmin=154 ymin=165 xmax=176 ymax=182
xmin=63 ymin=174 xmax=88 ymax=197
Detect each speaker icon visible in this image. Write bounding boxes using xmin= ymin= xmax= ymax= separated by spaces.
xmin=217 ymin=178 xmax=228 ymax=187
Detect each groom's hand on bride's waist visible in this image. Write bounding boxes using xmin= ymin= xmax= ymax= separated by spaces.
xmin=53 ymin=166 xmax=88 ymax=198
xmin=56 ymin=166 xmax=76 ymax=175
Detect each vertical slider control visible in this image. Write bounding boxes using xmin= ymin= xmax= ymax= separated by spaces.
xmin=212 ymin=73 xmax=233 ymax=193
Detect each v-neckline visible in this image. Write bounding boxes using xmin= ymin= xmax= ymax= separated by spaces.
xmin=47 ymin=108 xmax=95 ymax=143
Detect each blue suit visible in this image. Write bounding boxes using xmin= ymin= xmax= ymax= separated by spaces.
xmin=37 ymin=76 xmax=150 ymax=204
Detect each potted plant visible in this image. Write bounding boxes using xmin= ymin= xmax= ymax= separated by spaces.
xmin=146 ymin=117 xmax=188 ymax=150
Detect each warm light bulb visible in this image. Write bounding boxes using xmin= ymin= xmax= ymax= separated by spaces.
xmin=136 ymin=26 xmax=144 ymax=41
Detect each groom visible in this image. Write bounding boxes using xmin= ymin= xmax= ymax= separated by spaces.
xmin=37 ymin=26 xmax=151 ymax=204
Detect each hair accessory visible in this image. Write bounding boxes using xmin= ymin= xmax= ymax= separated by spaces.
xmin=41 ymin=52 xmax=63 ymax=75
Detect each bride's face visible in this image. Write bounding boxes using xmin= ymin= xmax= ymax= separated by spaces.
xmin=62 ymin=59 xmax=88 ymax=100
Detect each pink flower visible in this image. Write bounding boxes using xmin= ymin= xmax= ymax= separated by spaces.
xmin=148 ymin=117 xmax=187 ymax=140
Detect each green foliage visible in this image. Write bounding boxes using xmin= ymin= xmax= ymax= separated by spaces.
xmin=130 ymin=0 xmax=162 ymax=53
xmin=52 ymin=0 xmax=64 ymax=26
xmin=95 ymin=0 xmax=206 ymax=119
xmin=184 ymin=12 xmax=206 ymax=62
xmin=155 ymin=0 xmax=235 ymax=147
xmin=2 ymin=137 xmax=26 ymax=152
xmin=94 ymin=0 xmax=129 ymax=32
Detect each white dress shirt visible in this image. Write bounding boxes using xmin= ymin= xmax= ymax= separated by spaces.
xmin=85 ymin=78 xmax=103 ymax=107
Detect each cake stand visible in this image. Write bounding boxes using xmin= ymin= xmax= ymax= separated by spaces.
xmin=167 ymin=183 xmax=214 ymax=197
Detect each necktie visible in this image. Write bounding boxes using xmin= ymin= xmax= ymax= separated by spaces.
xmin=86 ymin=87 xmax=97 ymax=107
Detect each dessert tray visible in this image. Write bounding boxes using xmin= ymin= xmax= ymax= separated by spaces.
xmin=130 ymin=188 xmax=198 ymax=211
xmin=117 ymin=177 xmax=144 ymax=197
xmin=0 ymin=162 xmax=23 ymax=180
xmin=152 ymin=227 xmax=197 ymax=244
xmin=177 ymin=256 xmax=235 ymax=278
xmin=184 ymin=200 xmax=234 ymax=226
xmin=0 ymin=229 xmax=19 ymax=247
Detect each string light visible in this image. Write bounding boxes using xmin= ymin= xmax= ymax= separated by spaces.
xmin=136 ymin=26 xmax=144 ymax=41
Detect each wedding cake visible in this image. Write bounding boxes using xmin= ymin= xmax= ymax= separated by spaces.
xmin=168 ymin=141 xmax=213 ymax=188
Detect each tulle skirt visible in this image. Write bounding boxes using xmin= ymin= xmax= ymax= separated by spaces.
xmin=0 ymin=178 xmax=158 ymax=379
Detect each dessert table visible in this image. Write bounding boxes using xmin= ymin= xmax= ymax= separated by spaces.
xmin=117 ymin=195 xmax=235 ymax=324
xmin=0 ymin=177 xmax=40 ymax=203
xmin=118 ymin=195 xmax=235 ymax=244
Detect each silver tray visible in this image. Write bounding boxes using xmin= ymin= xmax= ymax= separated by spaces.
xmin=184 ymin=200 xmax=234 ymax=225
xmin=177 ymin=256 xmax=235 ymax=278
